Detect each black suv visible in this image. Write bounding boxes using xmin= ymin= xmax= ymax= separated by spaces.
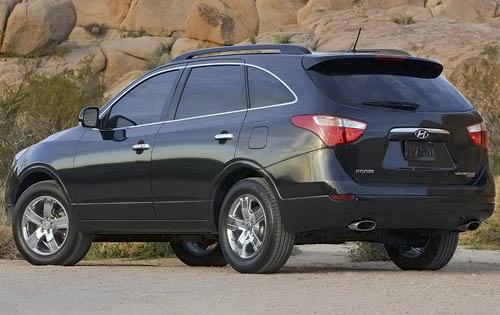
xmin=4 ymin=44 xmax=495 ymax=273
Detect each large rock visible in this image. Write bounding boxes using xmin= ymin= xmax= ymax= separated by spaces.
xmin=1 ymin=0 xmax=76 ymax=56
xmin=385 ymin=5 xmax=432 ymax=22
xmin=73 ymin=0 xmax=132 ymax=29
xmin=120 ymin=0 xmax=194 ymax=36
xmin=104 ymin=70 xmax=144 ymax=99
xmin=428 ymin=0 xmax=499 ymax=20
xmin=185 ymin=0 xmax=259 ymax=45
xmin=100 ymin=36 xmax=173 ymax=82
xmin=170 ymin=37 xmax=220 ymax=58
xmin=360 ymin=0 xmax=424 ymax=9
xmin=297 ymin=0 xmax=356 ymax=24
xmin=256 ymin=0 xmax=306 ymax=33
xmin=0 ymin=0 xmax=20 ymax=36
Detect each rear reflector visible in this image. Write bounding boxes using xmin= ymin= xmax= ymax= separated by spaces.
xmin=291 ymin=115 xmax=367 ymax=146
xmin=329 ymin=194 xmax=357 ymax=201
xmin=467 ymin=122 xmax=488 ymax=150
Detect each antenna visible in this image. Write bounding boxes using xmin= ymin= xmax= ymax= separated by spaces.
xmin=351 ymin=28 xmax=362 ymax=52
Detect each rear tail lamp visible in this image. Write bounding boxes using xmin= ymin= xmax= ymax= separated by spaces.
xmin=291 ymin=115 xmax=367 ymax=146
xmin=467 ymin=122 xmax=488 ymax=150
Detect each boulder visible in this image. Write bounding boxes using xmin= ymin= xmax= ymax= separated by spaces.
xmin=256 ymin=0 xmax=307 ymax=33
xmin=297 ymin=0 xmax=355 ymax=24
xmin=0 ymin=0 xmax=20 ymax=37
xmin=73 ymin=0 xmax=132 ymax=29
xmin=100 ymin=36 xmax=173 ymax=82
xmin=170 ymin=37 xmax=220 ymax=58
xmin=241 ymin=27 xmax=318 ymax=51
xmin=67 ymin=26 xmax=122 ymax=42
xmin=120 ymin=0 xmax=194 ymax=36
xmin=104 ymin=70 xmax=145 ymax=99
xmin=1 ymin=0 xmax=76 ymax=56
xmin=185 ymin=0 xmax=259 ymax=45
xmin=428 ymin=0 xmax=499 ymax=20
xmin=360 ymin=0 xmax=425 ymax=9
xmin=386 ymin=5 xmax=432 ymax=22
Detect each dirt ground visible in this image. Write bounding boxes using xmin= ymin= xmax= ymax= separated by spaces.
xmin=1 ymin=244 xmax=500 ymax=315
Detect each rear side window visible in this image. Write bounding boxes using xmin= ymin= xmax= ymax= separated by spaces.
xmin=308 ymin=62 xmax=473 ymax=112
xmin=175 ymin=65 xmax=245 ymax=119
xmin=247 ymin=67 xmax=295 ymax=108
xmin=106 ymin=70 xmax=179 ymax=128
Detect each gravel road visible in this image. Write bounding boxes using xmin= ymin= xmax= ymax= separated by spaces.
xmin=1 ymin=245 xmax=500 ymax=315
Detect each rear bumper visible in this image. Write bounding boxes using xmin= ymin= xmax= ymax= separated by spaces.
xmin=280 ymin=195 xmax=495 ymax=233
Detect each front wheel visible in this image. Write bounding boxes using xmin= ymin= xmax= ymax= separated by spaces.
xmin=218 ymin=178 xmax=295 ymax=274
xmin=384 ymin=231 xmax=458 ymax=271
xmin=171 ymin=241 xmax=227 ymax=267
xmin=12 ymin=180 xmax=92 ymax=266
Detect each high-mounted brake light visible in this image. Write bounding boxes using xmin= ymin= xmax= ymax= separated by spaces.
xmin=291 ymin=115 xmax=367 ymax=146
xmin=467 ymin=122 xmax=488 ymax=150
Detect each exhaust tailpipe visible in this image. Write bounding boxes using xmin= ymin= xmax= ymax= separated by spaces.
xmin=348 ymin=219 xmax=377 ymax=232
xmin=466 ymin=220 xmax=480 ymax=231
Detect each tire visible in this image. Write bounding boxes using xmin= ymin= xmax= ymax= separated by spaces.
xmin=218 ymin=177 xmax=295 ymax=274
xmin=11 ymin=180 xmax=92 ymax=266
xmin=171 ymin=241 xmax=227 ymax=267
xmin=384 ymin=231 xmax=458 ymax=271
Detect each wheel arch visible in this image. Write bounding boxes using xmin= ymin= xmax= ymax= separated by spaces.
xmin=209 ymin=160 xmax=281 ymax=232
xmin=14 ymin=165 xmax=71 ymax=207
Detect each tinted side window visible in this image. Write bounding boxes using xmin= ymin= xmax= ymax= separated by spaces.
xmin=106 ymin=70 xmax=179 ymax=128
xmin=248 ymin=67 xmax=295 ymax=108
xmin=175 ymin=65 xmax=245 ymax=119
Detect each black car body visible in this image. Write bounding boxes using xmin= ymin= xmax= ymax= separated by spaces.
xmin=4 ymin=44 xmax=496 ymax=273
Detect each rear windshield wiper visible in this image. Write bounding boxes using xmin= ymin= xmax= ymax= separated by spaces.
xmin=362 ymin=101 xmax=420 ymax=111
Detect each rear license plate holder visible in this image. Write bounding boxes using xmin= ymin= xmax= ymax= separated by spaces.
xmin=404 ymin=141 xmax=436 ymax=161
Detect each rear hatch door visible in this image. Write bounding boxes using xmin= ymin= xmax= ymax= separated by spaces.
xmin=305 ymin=54 xmax=486 ymax=185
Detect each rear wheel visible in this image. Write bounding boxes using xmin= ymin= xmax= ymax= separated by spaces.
xmin=385 ymin=231 xmax=458 ymax=271
xmin=219 ymin=178 xmax=295 ymax=274
xmin=171 ymin=241 xmax=227 ymax=267
xmin=12 ymin=180 xmax=92 ymax=266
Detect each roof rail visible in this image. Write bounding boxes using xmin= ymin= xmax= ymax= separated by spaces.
xmin=172 ymin=44 xmax=311 ymax=62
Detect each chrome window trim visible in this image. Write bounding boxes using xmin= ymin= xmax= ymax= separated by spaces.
xmin=98 ymin=65 xmax=186 ymax=119
xmin=96 ymin=62 xmax=298 ymax=131
xmin=389 ymin=127 xmax=451 ymax=135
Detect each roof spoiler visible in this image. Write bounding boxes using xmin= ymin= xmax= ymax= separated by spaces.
xmin=303 ymin=54 xmax=444 ymax=79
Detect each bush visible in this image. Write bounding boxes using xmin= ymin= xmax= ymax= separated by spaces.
xmin=348 ymin=242 xmax=390 ymax=262
xmin=85 ymin=242 xmax=174 ymax=260
xmin=451 ymin=45 xmax=500 ymax=171
xmin=392 ymin=14 xmax=415 ymax=25
xmin=460 ymin=177 xmax=500 ymax=249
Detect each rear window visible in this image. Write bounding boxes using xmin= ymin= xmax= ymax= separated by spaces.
xmin=308 ymin=62 xmax=473 ymax=112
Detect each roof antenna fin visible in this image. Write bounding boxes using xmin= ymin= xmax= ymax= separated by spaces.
xmin=351 ymin=28 xmax=362 ymax=53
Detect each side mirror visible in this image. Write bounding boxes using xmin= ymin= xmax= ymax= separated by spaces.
xmin=78 ymin=107 xmax=99 ymax=128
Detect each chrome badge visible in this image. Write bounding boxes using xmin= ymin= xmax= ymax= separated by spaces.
xmin=414 ymin=129 xmax=430 ymax=140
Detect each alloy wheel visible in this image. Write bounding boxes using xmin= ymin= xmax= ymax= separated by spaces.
xmin=226 ymin=194 xmax=266 ymax=259
xmin=21 ymin=196 xmax=69 ymax=256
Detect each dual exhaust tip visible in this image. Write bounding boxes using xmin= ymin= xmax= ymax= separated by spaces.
xmin=347 ymin=219 xmax=481 ymax=232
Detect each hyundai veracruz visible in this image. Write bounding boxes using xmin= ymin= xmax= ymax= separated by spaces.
xmin=4 ymin=44 xmax=495 ymax=273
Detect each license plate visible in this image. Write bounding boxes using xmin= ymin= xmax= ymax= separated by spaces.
xmin=404 ymin=141 xmax=435 ymax=161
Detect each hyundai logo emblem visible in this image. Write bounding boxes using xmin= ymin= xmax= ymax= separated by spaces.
xmin=414 ymin=129 xmax=430 ymax=140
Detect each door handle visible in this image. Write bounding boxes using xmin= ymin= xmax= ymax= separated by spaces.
xmin=132 ymin=143 xmax=151 ymax=151
xmin=214 ymin=133 xmax=234 ymax=141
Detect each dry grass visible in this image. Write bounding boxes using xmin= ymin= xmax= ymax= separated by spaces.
xmin=460 ymin=177 xmax=500 ymax=249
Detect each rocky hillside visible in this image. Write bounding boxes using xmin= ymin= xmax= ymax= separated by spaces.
xmin=0 ymin=0 xmax=498 ymax=95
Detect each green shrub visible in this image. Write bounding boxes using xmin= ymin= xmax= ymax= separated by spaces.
xmin=392 ymin=14 xmax=415 ymax=25
xmin=348 ymin=242 xmax=390 ymax=262
xmin=273 ymin=33 xmax=292 ymax=44
xmin=85 ymin=242 xmax=174 ymax=260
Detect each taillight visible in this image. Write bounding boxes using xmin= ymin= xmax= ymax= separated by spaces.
xmin=467 ymin=122 xmax=488 ymax=150
xmin=291 ymin=115 xmax=367 ymax=146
